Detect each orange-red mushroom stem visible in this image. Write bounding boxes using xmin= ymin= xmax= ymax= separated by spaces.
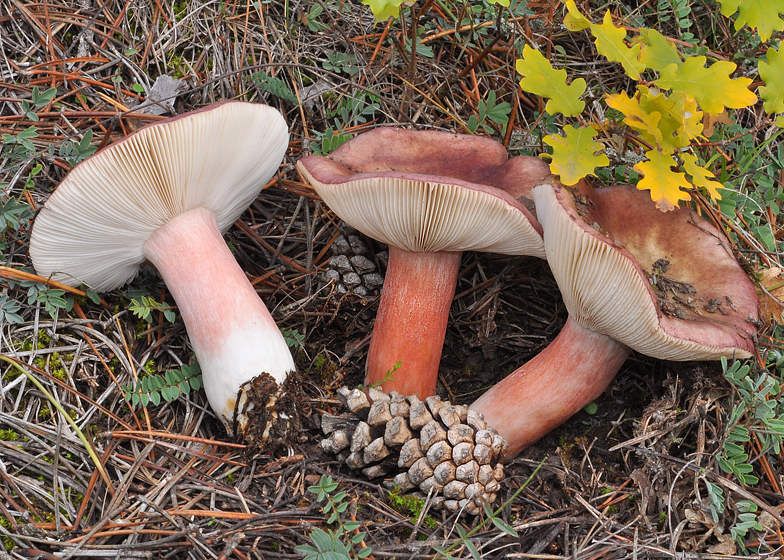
xmin=365 ymin=248 xmax=462 ymax=397
xmin=470 ymin=317 xmax=630 ymax=456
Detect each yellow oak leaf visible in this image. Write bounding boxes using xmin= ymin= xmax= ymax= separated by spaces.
xmin=681 ymin=153 xmax=723 ymax=201
xmin=634 ymin=29 xmax=681 ymax=72
xmin=362 ymin=0 xmax=409 ymax=20
xmin=563 ymin=0 xmax=591 ymax=31
xmin=718 ymin=0 xmax=743 ymax=16
xmin=605 ymin=91 xmax=663 ymax=146
xmin=590 ymin=11 xmax=645 ymax=80
xmin=759 ymin=46 xmax=784 ymax=114
xmin=637 ymin=87 xmax=703 ymax=151
xmin=634 ymin=149 xmax=692 ymax=211
xmin=516 ymin=45 xmax=586 ymax=117
xmin=719 ymin=0 xmax=784 ymax=42
xmin=542 ymin=125 xmax=609 ymax=185
xmin=654 ymin=56 xmax=757 ymax=114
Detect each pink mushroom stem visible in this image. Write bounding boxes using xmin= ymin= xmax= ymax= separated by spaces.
xmin=470 ymin=317 xmax=630 ymax=457
xmin=365 ymin=247 xmax=462 ymax=398
xmin=142 ymin=207 xmax=293 ymax=424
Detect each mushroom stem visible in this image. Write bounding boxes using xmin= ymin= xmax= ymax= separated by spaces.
xmin=470 ymin=316 xmax=630 ymax=457
xmin=365 ymin=247 xmax=462 ymax=398
xmin=142 ymin=207 xmax=294 ymax=425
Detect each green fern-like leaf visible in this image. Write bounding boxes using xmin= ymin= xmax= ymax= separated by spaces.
xmin=250 ymin=71 xmax=298 ymax=103
xmin=123 ymin=362 xmax=202 ymax=407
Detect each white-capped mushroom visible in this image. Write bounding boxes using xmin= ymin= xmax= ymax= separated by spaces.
xmin=30 ymin=101 xmax=294 ymax=435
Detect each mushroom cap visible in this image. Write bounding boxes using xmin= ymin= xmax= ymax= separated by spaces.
xmin=297 ymin=128 xmax=548 ymax=258
xmin=30 ymin=101 xmax=289 ymax=292
xmin=533 ymin=179 xmax=758 ymax=360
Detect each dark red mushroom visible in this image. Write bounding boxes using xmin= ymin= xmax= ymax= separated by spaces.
xmin=471 ymin=179 xmax=759 ymax=456
xmin=298 ymin=128 xmax=549 ymax=398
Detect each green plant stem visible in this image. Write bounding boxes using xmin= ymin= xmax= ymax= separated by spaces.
xmin=0 ymin=355 xmax=113 ymax=491
xmin=432 ymin=459 xmax=545 ymax=560
xmin=738 ymin=128 xmax=784 ymax=175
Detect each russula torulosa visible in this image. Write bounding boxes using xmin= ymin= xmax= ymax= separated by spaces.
xmin=297 ymin=128 xmax=549 ymax=398
xmin=29 ymin=101 xmax=295 ymax=434
xmin=471 ymin=179 xmax=759 ymax=456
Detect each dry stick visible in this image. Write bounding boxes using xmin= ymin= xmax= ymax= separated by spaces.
xmin=751 ymin=432 xmax=782 ymax=495
xmin=9 ymin=323 xmax=128 ymax=428
xmin=238 ymin=0 xmax=252 ymax=72
xmin=0 ymin=110 xmax=164 ymax=122
xmin=40 ymin=0 xmax=58 ymax=91
xmin=503 ymin=88 xmax=519 ymax=148
xmin=8 ymin=0 xmax=65 ymax=55
xmin=0 ymin=266 xmax=95 ymax=300
xmin=0 ymin=356 xmax=114 ymax=492
xmin=455 ymin=28 xmax=502 ymax=79
xmin=234 ymin=220 xmax=310 ymax=274
xmin=114 ymin=315 xmax=153 ymax=432
xmin=0 ymin=460 xmax=43 ymax=518
xmin=71 ymin=438 xmax=121 ymax=532
xmin=99 ymin=0 xmax=132 ymax=49
xmin=26 ymin=69 xmax=144 ymax=99
xmin=71 ymin=300 xmax=142 ymax=430
xmin=358 ymin=18 xmax=393 ymax=88
xmin=109 ymin=433 xmax=246 ymax=467
xmin=139 ymin=2 xmax=160 ymax=69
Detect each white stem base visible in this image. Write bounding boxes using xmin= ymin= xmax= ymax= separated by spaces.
xmin=142 ymin=208 xmax=294 ymax=428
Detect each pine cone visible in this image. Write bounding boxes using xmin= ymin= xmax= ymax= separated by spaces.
xmin=321 ymin=387 xmax=508 ymax=516
xmin=321 ymin=227 xmax=385 ymax=296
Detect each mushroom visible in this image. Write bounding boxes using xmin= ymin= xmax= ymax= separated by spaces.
xmin=297 ymin=128 xmax=549 ymax=398
xmin=29 ymin=101 xmax=295 ymax=434
xmin=471 ymin=179 xmax=759 ymax=456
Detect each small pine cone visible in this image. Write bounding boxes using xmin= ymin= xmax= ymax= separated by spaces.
xmin=385 ymin=416 xmax=413 ymax=447
xmin=389 ymin=393 xmax=410 ymax=417
xmin=367 ymin=400 xmax=393 ymax=426
xmin=399 ymin=439 xmax=424 ymax=468
xmin=323 ymin=387 xmax=508 ymax=517
xmin=321 ymin=228 xmax=384 ymax=296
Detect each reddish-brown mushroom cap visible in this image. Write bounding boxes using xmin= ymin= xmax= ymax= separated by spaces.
xmin=297 ymin=128 xmax=550 ymax=397
xmin=298 ymin=128 xmax=547 ymax=257
xmin=472 ymin=179 xmax=758 ymax=456
xmin=539 ymin=179 xmax=757 ymax=358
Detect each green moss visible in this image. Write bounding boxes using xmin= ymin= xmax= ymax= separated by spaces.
xmin=388 ymin=487 xmax=438 ymax=529
xmin=143 ymin=360 xmax=156 ymax=375
xmin=0 ymin=516 xmax=14 ymax=550
xmin=174 ymin=0 xmax=188 ymax=20
xmin=39 ymin=406 xmax=51 ymax=419
xmin=167 ymin=55 xmax=186 ymax=79
xmin=310 ymin=353 xmax=337 ymax=382
xmin=0 ymin=429 xmax=19 ymax=441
